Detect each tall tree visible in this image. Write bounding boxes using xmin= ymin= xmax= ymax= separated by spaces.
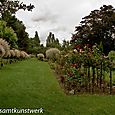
xmin=0 ymin=0 xmax=34 ymax=50
xmin=34 ymin=31 xmax=40 ymax=46
xmin=27 ymin=31 xmax=42 ymax=54
xmin=46 ymin=32 xmax=61 ymax=48
xmin=0 ymin=20 xmax=18 ymax=48
xmin=46 ymin=32 xmax=52 ymax=47
xmin=2 ymin=12 xmax=30 ymax=50
xmin=71 ymin=5 xmax=115 ymax=54
xmin=62 ymin=39 xmax=71 ymax=51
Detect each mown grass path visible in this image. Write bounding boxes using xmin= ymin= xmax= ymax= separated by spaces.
xmin=0 ymin=58 xmax=115 ymax=115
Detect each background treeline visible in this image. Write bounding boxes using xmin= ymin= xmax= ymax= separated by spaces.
xmin=0 ymin=1 xmax=115 ymax=57
xmin=0 ymin=0 xmax=71 ymax=56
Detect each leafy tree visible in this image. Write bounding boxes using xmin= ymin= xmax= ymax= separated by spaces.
xmin=62 ymin=39 xmax=71 ymax=51
xmin=27 ymin=31 xmax=45 ymax=54
xmin=0 ymin=20 xmax=18 ymax=48
xmin=46 ymin=32 xmax=61 ymax=48
xmin=33 ymin=31 xmax=40 ymax=46
xmin=46 ymin=32 xmax=53 ymax=47
xmin=6 ymin=15 xmax=30 ymax=50
xmin=0 ymin=0 xmax=34 ymax=50
xmin=71 ymin=5 xmax=115 ymax=55
xmin=2 ymin=12 xmax=30 ymax=50
xmin=0 ymin=0 xmax=34 ymax=18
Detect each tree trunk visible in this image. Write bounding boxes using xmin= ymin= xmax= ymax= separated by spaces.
xmin=96 ymin=68 xmax=99 ymax=87
xmin=110 ymin=63 xmax=112 ymax=94
xmin=88 ymin=65 xmax=90 ymax=92
xmin=92 ymin=67 xmax=95 ymax=94
xmin=100 ymin=62 xmax=103 ymax=89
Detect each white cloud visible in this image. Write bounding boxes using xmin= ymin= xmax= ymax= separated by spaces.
xmin=16 ymin=0 xmax=115 ymax=44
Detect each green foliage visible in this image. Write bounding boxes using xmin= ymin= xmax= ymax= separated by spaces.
xmin=71 ymin=5 xmax=115 ymax=55
xmin=3 ymin=14 xmax=30 ymax=50
xmin=66 ymin=67 xmax=82 ymax=83
xmin=108 ymin=51 xmax=115 ymax=69
xmin=61 ymin=39 xmax=72 ymax=51
xmin=0 ymin=20 xmax=18 ymax=48
xmin=0 ymin=20 xmax=6 ymax=37
xmin=0 ymin=1 xmax=34 ymax=51
xmin=46 ymin=32 xmax=61 ymax=49
xmin=108 ymin=51 xmax=115 ymax=60
xmin=55 ymin=44 xmax=114 ymax=94
xmin=0 ymin=0 xmax=34 ymax=18
xmin=4 ymin=27 xmax=18 ymax=48
xmin=27 ymin=32 xmax=45 ymax=54
xmin=34 ymin=31 xmax=40 ymax=46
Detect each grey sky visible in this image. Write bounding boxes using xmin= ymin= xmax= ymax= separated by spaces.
xmin=16 ymin=0 xmax=115 ymax=44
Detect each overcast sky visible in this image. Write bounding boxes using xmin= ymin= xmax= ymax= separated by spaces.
xmin=16 ymin=0 xmax=115 ymax=44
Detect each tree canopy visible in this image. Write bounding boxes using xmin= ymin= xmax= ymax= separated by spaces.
xmin=71 ymin=5 xmax=115 ymax=54
xmin=46 ymin=32 xmax=60 ymax=49
xmin=0 ymin=0 xmax=34 ymax=51
xmin=0 ymin=0 xmax=34 ymax=18
xmin=27 ymin=31 xmax=44 ymax=54
xmin=34 ymin=31 xmax=40 ymax=46
xmin=0 ymin=20 xmax=18 ymax=48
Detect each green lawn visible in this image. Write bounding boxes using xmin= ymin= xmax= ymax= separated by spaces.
xmin=0 ymin=58 xmax=115 ymax=115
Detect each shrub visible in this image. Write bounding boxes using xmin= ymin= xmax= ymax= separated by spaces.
xmin=20 ymin=51 xmax=25 ymax=58
xmin=20 ymin=51 xmax=29 ymax=59
xmin=0 ymin=38 xmax=10 ymax=57
xmin=29 ymin=54 xmax=35 ymax=58
xmin=46 ymin=48 xmax=60 ymax=62
xmin=14 ymin=49 xmax=20 ymax=58
xmin=49 ymin=62 xmax=56 ymax=69
xmin=23 ymin=52 xmax=30 ymax=58
xmin=108 ymin=51 xmax=115 ymax=60
xmin=37 ymin=53 xmax=44 ymax=61
xmin=4 ymin=50 xmax=11 ymax=58
xmin=0 ymin=45 xmax=5 ymax=57
xmin=10 ymin=50 xmax=15 ymax=57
